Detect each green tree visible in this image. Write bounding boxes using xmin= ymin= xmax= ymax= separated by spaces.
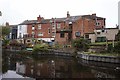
xmin=114 ymin=41 xmax=120 ymax=53
xmin=114 ymin=30 xmax=120 ymax=53
xmin=2 ymin=26 xmax=10 ymax=39
xmin=72 ymin=38 xmax=89 ymax=51
xmin=115 ymin=30 xmax=120 ymax=41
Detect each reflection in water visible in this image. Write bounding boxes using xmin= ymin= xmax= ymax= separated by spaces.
xmin=2 ymin=53 xmax=120 ymax=79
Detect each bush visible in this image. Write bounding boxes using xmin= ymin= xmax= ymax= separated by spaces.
xmin=114 ymin=41 xmax=120 ymax=53
xmin=72 ymin=38 xmax=89 ymax=51
xmin=107 ymin=44 xmax=114 ymax=53
xmin=33 ymin=43 xmax=49 ymax=53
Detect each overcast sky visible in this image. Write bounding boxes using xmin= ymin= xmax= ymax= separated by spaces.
xmin=0 ymin=0 xmax=119 ymax=28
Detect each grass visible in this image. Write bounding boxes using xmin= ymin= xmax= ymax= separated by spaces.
xmin=84 ymin=52 xmax=120 ymax=57
xmin=90 ymin=41 xmax=117 ymax=46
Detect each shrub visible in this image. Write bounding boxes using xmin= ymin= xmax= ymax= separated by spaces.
xmin=72 ymin=38 xmax=89 ymax=51
xmin=33 ymin=43 xmax=49 ymax=53
xmin=114 ymin=41 xmax=120 ymax=53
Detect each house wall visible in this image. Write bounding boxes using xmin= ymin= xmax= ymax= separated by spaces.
xmin=118 ymin=1 xmax=120 ymax=29
xmin=55 ymin=32 xmax=68 ymax=45
xmin=17 ymin=25 xmax=27 ymax=39
xmin=105 ymin=29 xmax=119 ymax=40
xmin=27 ymin=23 xmax=54 ymax=42
xmin=72 ymin=17 xmax=104 ymax=40
xmin=94 ymin=28 xmax=119 ymax=41
xmin=89 ymin=34 xmax=96 ymax=43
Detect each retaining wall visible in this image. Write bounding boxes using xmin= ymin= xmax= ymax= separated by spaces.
xmin=77 ymin=52 xmax=120 ymax=64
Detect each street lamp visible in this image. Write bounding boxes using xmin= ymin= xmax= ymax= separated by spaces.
xmin=0 ymin=11 xmax=2 ymax=16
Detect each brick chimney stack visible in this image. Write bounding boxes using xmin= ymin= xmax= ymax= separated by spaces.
xmin=67 ymin=11 xmax=70 ymax=18
xmin=92 ymin=13 xmax=96 ymax=16
xmin=6 ymin=22 xmax=9 ymax=26
xmin=37 ymin=15 xmax=43 ymax=22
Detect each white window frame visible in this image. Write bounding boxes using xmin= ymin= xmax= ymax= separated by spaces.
xmin=52 ymin=24 xmax=55 ymax=29
xmin=57 ymin=23 xmax=61 ymax=29
xmin=52 ymin=32 xmax=55 ymax=37
xmin=32 ymin=25 xmax=35 ymax=30
xmin=38 ymin=32 xmax=43 ymax=36
xmin=38 ymin=24 xmax=41 ymax=29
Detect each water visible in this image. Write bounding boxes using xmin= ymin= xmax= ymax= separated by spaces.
xmin=2 ymin=51 xmax=120 ymax=79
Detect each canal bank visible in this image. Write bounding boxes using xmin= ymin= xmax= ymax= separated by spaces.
xmin=77 ymin=52 xmax=120 ymax=64
xmin=3 ymin=49 xmax=120 ymax=64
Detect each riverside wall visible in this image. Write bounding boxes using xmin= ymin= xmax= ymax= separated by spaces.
xmin=77 ymin=52 xmax=120 ymax=64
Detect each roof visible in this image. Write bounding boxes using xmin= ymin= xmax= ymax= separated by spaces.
xmin=82 ymin=15 xmax=105 ymax=20
xmin=95 ymin=27 xmax=119 ymax=30
xmin=19 ymin=20 xmax=38 ymax=25
xmin=19 ymin=14 xmax=105 ymax=25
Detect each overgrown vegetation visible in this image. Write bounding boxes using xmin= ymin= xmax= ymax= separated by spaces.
xmin=72 ymin=38 xmax=89 ymax=52
xmin=1 ymin=26 xmax=10 ymax=39
xmin=32 ymin=43 xmax=49 ymax=53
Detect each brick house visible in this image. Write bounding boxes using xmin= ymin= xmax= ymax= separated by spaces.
xmin=19 ymin=16 xmax=54 ymax=44
xmin=54 ymin=12 xmax=105 ymax=45
xmin=18 ymin=12 xmax=105 ymax=45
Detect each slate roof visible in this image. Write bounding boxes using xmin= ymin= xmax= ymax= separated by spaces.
xmin=19 ymin=14 xmax=105 ymax=25
xmin=82 ymin=15 xmax=105 ymax=20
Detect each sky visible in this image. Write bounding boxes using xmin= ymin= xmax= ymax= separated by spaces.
xmin=0 ymin=0 xmax=120 ymax=28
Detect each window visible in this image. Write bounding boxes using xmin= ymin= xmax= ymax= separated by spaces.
xmin=102 ymin=29 xmax=105 ymax=32
xmin=60 ymin=32 xmax=64 ymax=38
xmin=32 ymin=32 xmax=35 ymax=37
xmin=97 ymin=37 xmax=106 ymax=42
xmin=57 ymin=23 xmax=61 ymax=29
xmin=52 ymin=32 xmax=55 ymax=37
xmin=19 ymin=26 xmax=21 ymax=30
xmin=75 ymin=32 xmax=80 ymax=37
xmin=48 ymin=28 xmax=51 ymax=34
xmin=32 ymin=24 xmax=35 ymax=30
xmin=38 ymin=32 xmax=43 ymax=36
xmin=85 ymin=35 xmax=89 ymax=38
xmin=38 ymin=24 xmax=41 ymax=29
xmin=52 ymin=23 xmax=55 ymax=29
xmin=19 ymin=33 xmax=22 ymax=38
xmin=96 ymin=22 xmax=101 ymax=26
xmin=97 ymin=32 xmax=100 ymax=34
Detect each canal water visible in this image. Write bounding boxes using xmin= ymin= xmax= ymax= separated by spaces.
xmin=2 ymin=51 xmax=120 ymax=79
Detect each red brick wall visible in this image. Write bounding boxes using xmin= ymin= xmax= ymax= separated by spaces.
xmin=55 ymin=32 xmax=68 ymax=45
xmin=27 ymin=23 xmax=53 ymax=38
xmin=72 ymin=18 xmax=105 ymax=40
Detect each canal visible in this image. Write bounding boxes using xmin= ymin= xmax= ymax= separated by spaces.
xmin=2 ymin=51 xmax=120 ymax=79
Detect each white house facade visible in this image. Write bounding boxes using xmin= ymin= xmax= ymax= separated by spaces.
xmin=17 ymin=25 xmax=27 ymax=43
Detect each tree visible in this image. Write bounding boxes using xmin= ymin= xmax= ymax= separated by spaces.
xmin=114 ymin=41 xmax=120 ymax=53
xmin=72 ymin=38 xmax=89 ymax=51
xmin=115 ymin=30 xmax=120 ymax=41
xmin=114 ymin=30 xmax=120 ymax=53
xmin=2 ymin=26 xmax=10 ymax=39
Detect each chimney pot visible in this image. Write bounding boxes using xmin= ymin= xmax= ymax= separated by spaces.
xmin=92 ymin=13 xmax=96 ymax=16
xmin=67 ymin=11 xmax=70 ymax=18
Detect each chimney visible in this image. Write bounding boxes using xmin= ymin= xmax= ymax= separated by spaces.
xmin=67 ymin=11 xmax=70 ymax=18
xmin=6 ymin=22 xmax=9 ymax=26
xmin=92 ymin=13 xmax=96 ymax=16
xmin=37 ymin=15 xmax=43 ymax=22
